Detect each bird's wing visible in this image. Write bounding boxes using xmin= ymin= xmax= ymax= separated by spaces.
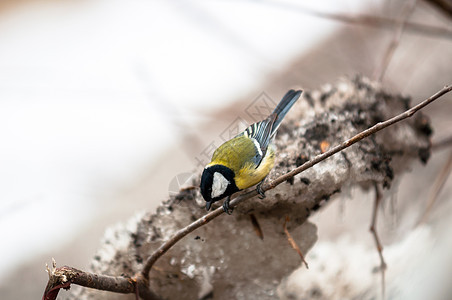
xmin=211 ymin=135 xmax=262 ymax=172
xmin=241 ymin=113 xmax=277 ymax=168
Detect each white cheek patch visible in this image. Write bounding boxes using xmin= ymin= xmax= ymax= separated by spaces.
xmin=211 ymin=172 xmax=229 ymax=199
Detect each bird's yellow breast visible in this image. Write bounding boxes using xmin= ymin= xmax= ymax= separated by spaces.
xmin=234 ymin=146 xmax=275 ymax=190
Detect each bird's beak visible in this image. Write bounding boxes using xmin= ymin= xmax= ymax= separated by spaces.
xmin=206 ymin=201 xmax=212 ymax=211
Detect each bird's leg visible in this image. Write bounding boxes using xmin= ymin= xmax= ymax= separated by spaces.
xmin=256 ymin=176 xmax=268 ymax=199
xmin=222 ymin=196 xmax=233 ymax=215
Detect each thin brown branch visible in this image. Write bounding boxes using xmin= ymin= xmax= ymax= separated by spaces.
xmin=284 ymin=216 xmax=309 ymax=269
xmin=141 ymin=204 xmax=226 ymax=279
xmin=374 ymin=0 xmax=417 ymax=81
xmin=432 ymin=135 xmax=452 ymax=151
xmin=370 ymin=184 xmax=387 ymax=299
xmin=265 ymin=85 xmax=452 ymax=189
xmin=252 ymin=0 xmax=452 ymax=40
xmin=417 ymin=149 xmax=452 ymax=225
xmin=43 ymin=259 xmax=160 ymax=300
xmin=142 ymin=84 xmax=452 ymax=279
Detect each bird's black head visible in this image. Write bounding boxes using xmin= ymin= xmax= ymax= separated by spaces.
xmin=200 ymin=164 xmax=239 ymax=211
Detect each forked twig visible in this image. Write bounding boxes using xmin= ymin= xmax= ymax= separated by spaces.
xmin=43 ymin=260 xmax=160 ymax=300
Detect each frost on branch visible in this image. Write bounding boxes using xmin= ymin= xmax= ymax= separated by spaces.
xmin=66 ymin=76 xmax=431 ymax=300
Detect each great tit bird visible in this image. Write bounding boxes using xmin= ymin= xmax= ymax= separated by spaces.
xmin=200 ymin=89 xmax=302 ymax=213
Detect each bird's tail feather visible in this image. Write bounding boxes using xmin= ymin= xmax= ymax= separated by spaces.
xmin=271 ymin=89 xmax=302 ymax=135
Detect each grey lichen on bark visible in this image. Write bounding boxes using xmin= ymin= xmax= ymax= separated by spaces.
xmin=65 ymin=76 xmax=431 ymax=300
